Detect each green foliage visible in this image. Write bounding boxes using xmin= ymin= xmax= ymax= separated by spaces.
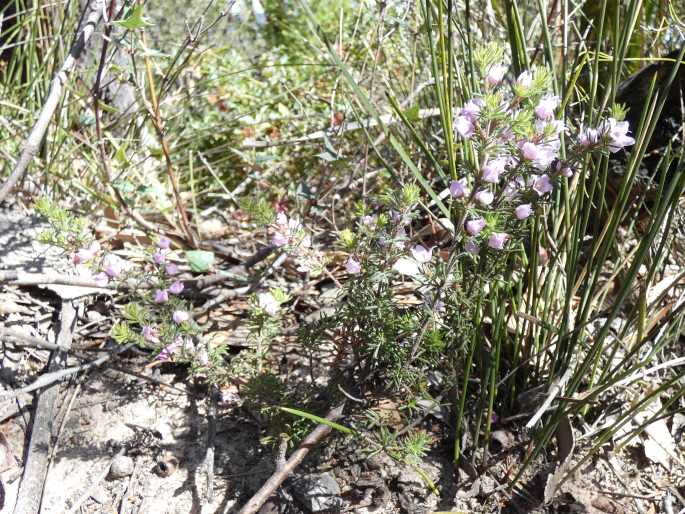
xmin=34 ymin=198 xmax=89 ymax=251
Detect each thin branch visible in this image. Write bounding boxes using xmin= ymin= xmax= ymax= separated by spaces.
xmin=0 ymin=342 xmax=136 ymax=400
xmin=235 ymin=402 xmax=345 ymax=514
xmin=0 ymin=327 xmax=66 ymax=351
xmin=0 ymin=0 xmax=106 ymax=203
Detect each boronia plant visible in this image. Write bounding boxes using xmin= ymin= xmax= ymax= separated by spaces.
xmin=300 ymin=0 xmax=685 ymax=493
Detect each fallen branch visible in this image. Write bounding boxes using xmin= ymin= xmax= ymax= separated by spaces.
xmin=0 ymin=0 xmax=105 ymax=204
xmin=235 ymin=402 xmax=345 ymax=514
xmin=0 ymin=342 xmax=136 ymax=400
xmin=0 ymin=326 xmax=66 ymax=351
xmin=12 ymin=300 xmax=76 ymax=514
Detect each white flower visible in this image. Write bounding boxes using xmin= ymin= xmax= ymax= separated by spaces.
xmin=392 ymin=257 xmax=421 ymax=277
xmin=257 ymin=292 xmax=280 ymax=316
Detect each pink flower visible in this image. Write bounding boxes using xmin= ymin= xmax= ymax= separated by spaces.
xmin=465 ymin=217 xmax=486 ymax=236
xmin=72 ymin=241 xmax=100 ymax=265
xmin=272 ymin=232 xmax=289 ymax=247
xmin=515 ymin=204 xmax=533 ymax=220
xmin=94 ymin=272 xmax=109 ymax=287
xmin=516 ymin=71 xmax=533 ymax=89
xmin=169 ymin=281 xmax=184 ymax=295
xmin=361 ymin=215 xmax=375 ymax=226
xmin=460 ymin=99 xmax=482 ymax=121
xmin=155 ymin=338 xmax=182 ymax=362
xmin=153 ymin=251 xmax=166 ymax=265
xmin=449 ymin=178 xmax=469 ymax=199
xmin=481 ymin=157 xmax=507 ymax=183
xmin=465 ymin=239 xmax=480 ymax=255
xmin=521 ymin=141 xmax=556 ymax=169
xmin=521 ymin=141 xmax=540 ymax=161
xmin=534 ymin=95 xmax=559 ymax=120
xmin=488 ymin=232 xmax=509 ymax=250
xmin=455 ymin=115 xmax=474 ymax=138
xmin=411 ymin=244 xmax=432 ymax=264
xmin=474 ymin=190 xmax=494 ymax=206
xmin=157 ymin=237 xmax=171 ymax=249
xmin=345 ymin=256 xmax=361 ymax=274
xmin=485 ymin=63 xmax=507 ymax=87
xmin=172 ymin=310 xmax=190 ymax=324
xmin=533 ymin=174 xmax=554 ymax=196
xmin=605 ymin=118 xmax=636 ymax=153
xmin=154 ymin=289 xmax=169 ymax=303
xmin=103 ymin=254 xmax=126 ymax=278
xmin=73 ymin=248 xmax=94 ymax=265
xmin=142 ymin=325 xmax=160 ymax=344
xmin=165 ymin=263 xmax=180 ymax=276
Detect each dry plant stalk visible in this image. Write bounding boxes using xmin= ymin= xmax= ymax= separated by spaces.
xmin=0 ymin=0 xmax=105 ymax=203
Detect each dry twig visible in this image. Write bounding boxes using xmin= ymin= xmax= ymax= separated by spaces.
xmin=0 ymin=0 xmax=105 ymax=203
xmin=235 ymin=402 xmax=345 ymax=514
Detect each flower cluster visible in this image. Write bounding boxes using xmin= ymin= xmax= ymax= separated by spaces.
xmin=447 ymin=56 xmax=635 ymax=254
xmin=270 ymin=211 xmax=325 ymax=275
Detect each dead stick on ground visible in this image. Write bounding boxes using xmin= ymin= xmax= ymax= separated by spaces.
xmin=0 ymin=342 xmax=136 ymax=400
xmin=0 ymin=0 xmax=105 ymax=203
xmin=205 ymin=386 xmax=217 ymax=503
xmin=12 ymin=300 xmax=76 ymax=514
xmin=235 ymin=402 xmax=346 ymax=514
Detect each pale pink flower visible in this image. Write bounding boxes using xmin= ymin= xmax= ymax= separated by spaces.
xmin=455 ymin=115 xmax=474 ymax=138
xmin=94 ymin=272 xmax=109 ymax=287
xmin=604 ymin=118 xmax=636 ymax=152
xmin=488 ymin=232 xmax=509 ymax=250
xmin=460 ymin=99 xmax=482 ymax=121
xmin=271 ymin=232 xmax=289 ymax=247
xmin=481 ymin=157 xmax=507 ymax=183
xmin=465 ymin=239 xmax=480 ymax=255
xmin=361 ymin=215 xmax=375 ymax=226
xmin=155 ymin=337 xmax=182 ymax=362
xmin=165 ymin=263 xmax=180 ymax=276
xmin=474 ymin=190 xmax=494 ymax=206
xmin=533 ymin=174 xmax=554 ymax=196
xmin=154 ymin=289 xmax=169 ymax=303
xmin=534 ymin=95 xmax=559 ymax=120
xmin=103 ymin=254 xmax=126 ymax=278
xmin=153 ymin=251 xmax=166 ymax=265
xmin=169 ymin=281 xmax=184 ymax=295
xmin=465 ymin=218 xmax=486 ymax=236
xmin=142 ymin=325 xmax=160 ymax=344
xmin=449 ymin=178 xmax=469 ymax=199
xmin=172 ymin=310 xmax=190 ymax=324
xmin=515 ymin=204 xmax=533 ymax=220
xmin=345 ymin=256 xmax=361 ymax=274
xmin=411 ymin=244 xmax=433 ymax=264
xmin=157 ymin=237 xmax=171 ymax=249
xmin=72 ymin=241 xmax=100 ymax=265
xmin=485 ymin=63 xmax=507 ymax=87
xmin=516 ymin=71 xmax=533 ymax=89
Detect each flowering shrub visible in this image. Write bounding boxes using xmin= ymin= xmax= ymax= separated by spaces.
xmin=34 ymin=200 xmax=219 ymax=376
xmin=308 ymin=45 xmax=637 ymax=392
